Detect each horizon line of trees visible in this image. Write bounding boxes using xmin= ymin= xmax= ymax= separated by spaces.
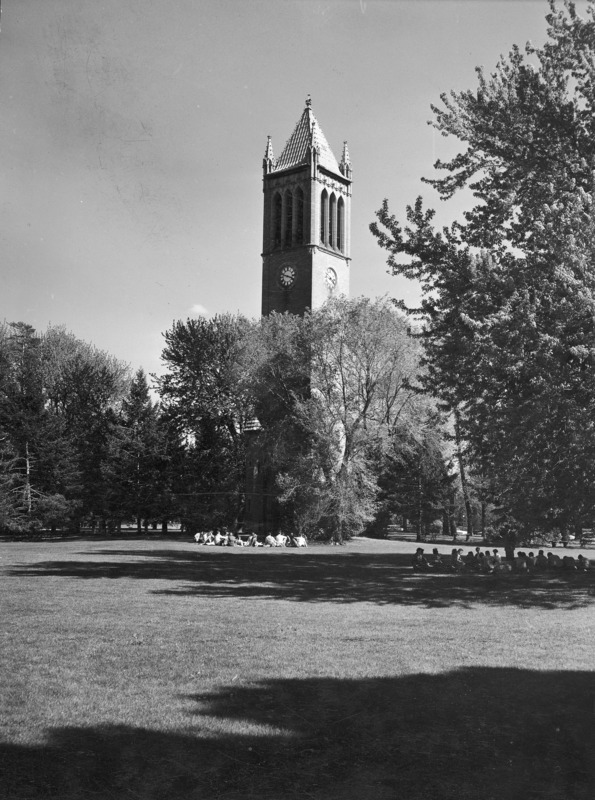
xmin=0 ymin=303 xmax=468 ymax=541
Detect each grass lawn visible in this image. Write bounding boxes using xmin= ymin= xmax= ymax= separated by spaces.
xmin=0 ymin=536 xmax=593 ymax=800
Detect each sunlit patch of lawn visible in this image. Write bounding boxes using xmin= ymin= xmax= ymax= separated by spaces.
xmin=0 ymin=537 xmax=593 ymax=799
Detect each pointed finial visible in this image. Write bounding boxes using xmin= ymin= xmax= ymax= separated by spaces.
xmin=264 ymin=135 xmax=275 ymax=160
xmin=306 ymin=94 xmax=312 ymax=108
xmin=340 ymin=141 xmax=352 ymax=177
xmin=263 ymin=135 xmax=275 ymax=174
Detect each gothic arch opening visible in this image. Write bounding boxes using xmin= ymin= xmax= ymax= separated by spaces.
xmin=273 ymin=192 xmax=282 ymax=248
xmin=284 ymin=189 xmax=293 ymax=246
xmin=329 ymin=193 xmax=336 ymax=249
xmin=320 ymin=189 xmax=328 ymax=245
xmin=337 ymin=196 xmax=345 ymax=252
xmin=295 ymin=187 xmax=304 ymax=245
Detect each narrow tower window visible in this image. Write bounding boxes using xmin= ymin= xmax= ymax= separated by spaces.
xmin=320 ymin=189 xmax=328 ymax=245
xmin=295 ymin=187 xmax=304 ymax=245
xmin=329 ymin=193 xmax=336 ymax=249
xmin=284 ymin=190 xmax=293 ymax=246
xmin=337 ymin=196 xmax=344 ymax=252
xmin=273 ymin=193 xmax=282 ymax=247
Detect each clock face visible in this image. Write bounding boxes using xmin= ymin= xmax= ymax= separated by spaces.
xmin=325 ymin=267 xmax=337 ymax=290
xmin=279 ymin=264 xmax=296 ymax=289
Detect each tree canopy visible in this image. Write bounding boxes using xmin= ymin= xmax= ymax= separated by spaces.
xmin=371 ymin=0 xmax=595 ymax=535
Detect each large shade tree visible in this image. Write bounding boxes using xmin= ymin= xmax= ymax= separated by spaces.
xmin=371 ymin=0 xmax=595 ymax=536
xmin=249 ymin=297 xmax=437 ymax=539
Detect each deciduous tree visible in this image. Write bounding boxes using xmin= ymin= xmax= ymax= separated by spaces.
xmin=371 ymin=0 xmax=595 ymax=535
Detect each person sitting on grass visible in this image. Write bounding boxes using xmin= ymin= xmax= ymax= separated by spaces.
xmin=514 ymin=552 xmax=528 ymax=573
xmin=526 ymin=552 xmax=537 ymax=572
xmin=264 ymin=533 xmax=276 ymax=547
xmin=562 ymin=555 xmax=577 ymax=570
xmin=481 ymin=551 xmax=495 ymax=573
xmin=431 ymin=548 xmax=444 ymax=570
xmin=412 ymin=547 xmax=432 ymax=571
xmin=577 ymin=554 xmax=591 ymax=571
xmin=246 ymin=531 xmax=259 ymax=547
xmin=464 ymin=550 xmax=478 ymax=571
xmin=492 ymin=549 xmax=502 ymax=566
xmin=294 ymin=534 xmax=307 ymax=547
xmin=275 ymin=531 xmax=288 ymax=547
xmin=213 ymin=529 xmax=224 ymax=546
xmin=535 ymin=550 xmax=548 ymax=570
xmin=547 ymin=552 xmax=562 ymax=569
xmin=451 ymin=548 xmax=464 ymax=571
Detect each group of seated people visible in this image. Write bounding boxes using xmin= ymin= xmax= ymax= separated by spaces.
xmin=194 ymin=528 xmax=307 ymax=548
xmin=412 ymin=546 xmax=591 ymax=574
xmin=262 ymin=532 xmax=307 ymax=547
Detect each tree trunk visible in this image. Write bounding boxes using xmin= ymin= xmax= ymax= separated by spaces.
xmin=454 ymin=411 xmax=473 ymax=540
xmin=24 ymin=441 xmax=32 ymax=515
xmin=416 ymin=470 xmax=423 ymax=541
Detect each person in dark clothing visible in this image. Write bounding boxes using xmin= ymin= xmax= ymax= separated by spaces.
xmin=412 ymin=547 xmax=432 ymax=571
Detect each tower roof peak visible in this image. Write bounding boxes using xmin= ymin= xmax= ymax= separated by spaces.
xmin=273 ymin=99 xmax=342 ymax=176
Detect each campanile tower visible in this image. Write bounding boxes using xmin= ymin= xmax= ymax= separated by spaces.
xmin=261 ymin=97 xmax=352 ymax=316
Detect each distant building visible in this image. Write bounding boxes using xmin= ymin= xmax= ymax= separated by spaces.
xmin=245 ymin=98 xmax=352 ymax=532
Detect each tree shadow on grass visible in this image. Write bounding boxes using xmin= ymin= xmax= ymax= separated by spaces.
xmin=8 ymin=549 xmax=595 ymax=608
xmin=1 ymin=667 xmax=592 ymax=800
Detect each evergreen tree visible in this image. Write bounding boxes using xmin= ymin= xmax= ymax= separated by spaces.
xmin=107 ymin=369 xmax=169 ymax=533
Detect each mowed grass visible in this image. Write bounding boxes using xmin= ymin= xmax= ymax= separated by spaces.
xmin=0 ymin=537 xmax=594 ymax=800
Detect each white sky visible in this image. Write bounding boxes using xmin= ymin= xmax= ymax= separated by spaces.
xmin=0 ymin=0 xmax=583 ymax=378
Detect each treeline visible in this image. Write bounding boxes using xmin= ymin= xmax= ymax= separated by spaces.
xmin=156 ymin=296 xmax=457 ymax=540
xmin=0 ymin=300 xmax=462 ymax=540
xmin=0 ymin=322 xmax=171 ymax=535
